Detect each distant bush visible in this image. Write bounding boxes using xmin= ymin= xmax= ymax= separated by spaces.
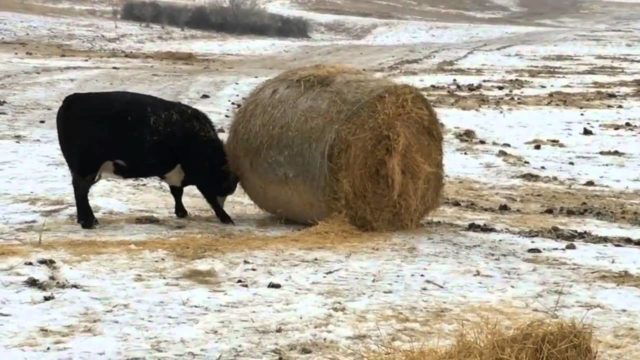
xmin=121 ymin=0 xmax=310 ymax=38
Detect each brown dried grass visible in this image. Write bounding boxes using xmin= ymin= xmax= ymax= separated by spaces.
xmin=372 ymin=319 xmax=597 ymax=360
xmin=227 ymin=64 xmax=443 ymax=231
xmin=0 ymin=244 xmax=29 ymax=258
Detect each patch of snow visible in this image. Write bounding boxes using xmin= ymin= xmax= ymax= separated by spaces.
xmin=440 ymin=107 xmax=640 ymax=190
xmin=0 ymin=10 xmax=549 ymax=58
xmin=362 ymin=22 xmax=542 ymax=46
xmin=490 ymin=0 xmax=524 ymax=11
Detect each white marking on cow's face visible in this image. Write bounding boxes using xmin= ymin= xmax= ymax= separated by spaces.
xmin=164 ymin=164 xmax=185 ymax=187
xmin=95 ymin=161 xmax=124 ymax=182
xmin=217 ymin=196 xmax=227 ymax=208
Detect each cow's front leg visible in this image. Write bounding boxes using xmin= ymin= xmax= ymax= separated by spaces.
xmin=170 ymin=186 xmax=188 ymax=218
xmin=196 ymin=184 xmax=234 ymax=225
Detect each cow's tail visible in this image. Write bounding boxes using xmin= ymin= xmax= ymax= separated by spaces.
xmin=56 ymin=94 xmax=78 ymax=167
xmin=56 ymin=94 xmax=76 ymax=132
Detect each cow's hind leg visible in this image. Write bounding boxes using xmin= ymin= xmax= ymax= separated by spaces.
xmin=72 ymin=173 xmax=98 ymax=229
xmin=170 ymin=186 xmax=188 ymax=218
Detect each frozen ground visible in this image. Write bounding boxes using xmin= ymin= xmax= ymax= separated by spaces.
xmin=1 ymin=0 xmax=640 ymax=358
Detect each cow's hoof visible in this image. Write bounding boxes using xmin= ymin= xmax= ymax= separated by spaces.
xmin=175 ymin=209 xmax=189 ymax=219
xmin=80 ymin=218 xmax=98 ymax=229
xmin=219 ymin=214 xmax=234 ymax=225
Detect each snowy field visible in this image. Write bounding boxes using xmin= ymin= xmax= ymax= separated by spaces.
xmin=1 ymin=0 xmax=640 ymax=358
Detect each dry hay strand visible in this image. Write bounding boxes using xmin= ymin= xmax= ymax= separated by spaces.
xmin=373 ymin=319 xmax=597 ymax=360
xmin=227 ymin=64 xmax=443 ymax=231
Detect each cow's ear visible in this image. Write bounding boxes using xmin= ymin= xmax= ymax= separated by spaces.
xmin=230 ymin=170 xmax=239 ymax=184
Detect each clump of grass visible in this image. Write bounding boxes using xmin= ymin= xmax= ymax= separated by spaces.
xmin=372 ymin=319 xmax=597 ymax=360
xmin=121 ymin=0 xmax=310 ymax=38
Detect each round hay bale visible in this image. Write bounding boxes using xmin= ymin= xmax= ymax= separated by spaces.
xmin=226 ymin=65 xmax=443 ymax=231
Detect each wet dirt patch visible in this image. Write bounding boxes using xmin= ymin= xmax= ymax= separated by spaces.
xmin=599 ymin=121 xmax=638 ymax=132
xmin=180 ymin=268 xmax=220 ymax=286
xmin=497 ymin=149 xmax=529 ymax=166
xmin=591 ymin=78 xmax=640 ymax=89
xmin=518 ymin=226 xmax=640 ymax=246
xmin=22 ymin=257 xmax=82 ymax=291
xmin=523 ymin=256 xmax=573 ymax=267
xmin=273 ymin=340 xmax=340 ymax=358
xmin=443 ymin=179 xmax=640 ymax=226
xmin=599 ymin=150 xmax=626 ymax=157
xmin=510 ymin=65 xmax=629 ymax=77
xmin=540 ymin=54 xmax=580 ymax=62
xmin=317 ymin=21 xmax=377 ymax=40
xmin=445 ymin=198 xmax=521 ymax=214
xmin=424 ymin=89 xmax=627 ymax=110
xmin=525 ymin=138 xmax=566 ymax=148
xmin=453 ymin=128 xmax=483 ymax=143
xmin=0 ymin=0 xmax=97 ymax=17
xmin=541 ymin=204 xmax=633 ymax=224
xmin=426 ymin=214 xmax=640 ymax=247
xmin=515 ymin=172 xmax=562 ymax=184
xmin=134 ymin=215 xmax=162 ymax=225
xmin=0 ymin=41 xmax=214 ymax=65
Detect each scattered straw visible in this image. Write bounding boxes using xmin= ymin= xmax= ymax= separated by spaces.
xmin=227 ymin=64 xmax=443 ymax=231
xmin=371 ymin=319 xmax=597 ymax=360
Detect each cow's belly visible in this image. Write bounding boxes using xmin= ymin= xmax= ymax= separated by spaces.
xmin=162 ymin=164 xmax=185 ymax=186
xmin=95 ymin=160 xmax=185 ymax=187
xmin=94 ymin=160 xmax=126 ymax=181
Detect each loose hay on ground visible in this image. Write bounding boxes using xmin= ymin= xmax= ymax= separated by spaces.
xmin=227 ymin=65 xmax=444 ymax=231
xmin=18 ymin=218 xmax=388 ymax=260
xmin=371 ymin=319 xmax=597 ymax=360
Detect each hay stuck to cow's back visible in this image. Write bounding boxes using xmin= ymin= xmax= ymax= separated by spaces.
xmin=227 ymin=65 xmax=443 ymax=231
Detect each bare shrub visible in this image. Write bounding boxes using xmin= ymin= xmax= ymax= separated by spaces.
xmin=121 ymin=0 xmax=310 ymax=38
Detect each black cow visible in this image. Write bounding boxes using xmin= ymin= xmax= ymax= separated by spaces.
xmin=56 ymin=91 xmax=238 ymax=229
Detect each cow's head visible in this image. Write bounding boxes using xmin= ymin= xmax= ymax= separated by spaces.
xmin=216 ymin=164 xmax=239 ymax=200
xmin=208 ymin=157 xmax=239 ymax=225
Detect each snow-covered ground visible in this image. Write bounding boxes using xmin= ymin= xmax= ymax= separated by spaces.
xmin=1 ymin=0 xmax=640 ymax=358
xmin=2 ymin=231 xmax=639 ymax=359
xmin=0 ymin=9 xmax=547 ymax=56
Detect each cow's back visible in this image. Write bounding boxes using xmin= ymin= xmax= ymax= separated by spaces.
xmin=56 ymin=91 xmax=214 ymax=177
